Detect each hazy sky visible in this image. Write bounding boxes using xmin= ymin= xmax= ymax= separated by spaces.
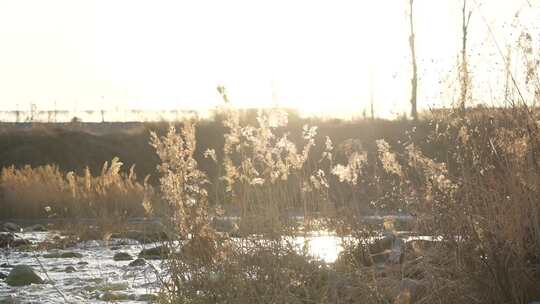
xmin=0 ymin=0 xmax=538 ymax=118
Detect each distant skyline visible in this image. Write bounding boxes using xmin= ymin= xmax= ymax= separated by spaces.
xmin=0 ymin=0 xmax=539 ymax=119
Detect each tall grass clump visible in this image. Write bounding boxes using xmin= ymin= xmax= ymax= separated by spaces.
xmin=149 ymin=121 xmax=224 ymax=302
xmin=220 ymin=103 xmax=318 ymax=235
xmin=152 ymin=100 xmax=427 ymax=303
xmin=0 ymin=158 xmax=153 ymax=219
xmin=411 ymin=108 xmax=540 ymax=303
xmin=152 ymin=99 xmax=540 ymax=303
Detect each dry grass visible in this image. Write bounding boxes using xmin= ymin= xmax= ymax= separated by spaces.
xmin=2 ymin=104 xmax=540 ymax=303
xmin=0 ymin=157 xmax=154 ymax=219
xmin=144 ymin=100 xmax=540 ymax=304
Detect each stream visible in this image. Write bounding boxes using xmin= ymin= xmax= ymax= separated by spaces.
xmin=0 ymin=231 xmax=346 ymax=303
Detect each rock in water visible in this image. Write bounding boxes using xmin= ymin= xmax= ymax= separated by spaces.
xmin=128 ymin=258 xmax=146 ymax=267
xmin=100 ymin=291 xmax=130 ymax=301
xmin=61 ymin=251 xmax=83 ymax=258
xmin=24 ymin=224 xmax=47 ymax=232
xmin=43 ymin=251 xmax=83 ymax=258
xmin=0 ymin=234 xmax=30 ymax=248
xmin=64 ymin=266 xmax=77 ymax=273
xmin=1 ymin=223 xmax=21 ymax=233
xmin=10 ymin=239 xmax=30 ymax=248
xmin=6 ymin=265 xmax=44 ymax=286
xmin=138 ymin=246 xmax=170 ymax=259
xmin=110 ymin=230 xmax=168 ymax=244
xmin=113 ymin=252 xmax=133 ymax=261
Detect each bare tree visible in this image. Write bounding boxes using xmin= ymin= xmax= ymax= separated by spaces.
xmin=369 ymin=63 xmax=375 ymax=119
xmin=408 ymin=0 xmax=418 ymax=120
xmin=53 ymin=100 xmax=58 ymax=123
xmin=459 ymin=0 xmax=473 ymax=111
xmin=15 ymin=104 xmax=20 ymax=123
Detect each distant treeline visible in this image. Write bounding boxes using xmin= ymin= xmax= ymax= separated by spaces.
xmin=0 ymin=108 xmax=202 ymax=123
xmin=0 ymin=109 xmax=448 ymax=219
xmin=0 ymin=112 xmax=434 ymax=186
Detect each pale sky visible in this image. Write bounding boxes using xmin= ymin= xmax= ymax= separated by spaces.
xmin=0 ymin=0 xmax=538 ymax=119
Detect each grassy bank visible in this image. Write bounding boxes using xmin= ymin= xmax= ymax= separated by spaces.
xmin=0 ymin=114 xmax=433 ymax=219
xmin=2 ymin=105 xmax=540 ymax=303
xmin=145 ymin=105 xmax=540 ymax=303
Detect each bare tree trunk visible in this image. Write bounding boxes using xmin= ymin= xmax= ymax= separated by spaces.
xmin=408 ymin=0 xmax=418 ymax=121
xmin=15 ymin=104 xmax=20 ymax=124
xmin=370 ymin=98 xmax=374 ymax=120
xmin=460 ymin=0 xmax=472 ymax=112
xmin=54 ymin=100 xmax=58 ymax=123
xmin=369 ymin=63 xmax=375 ymax=120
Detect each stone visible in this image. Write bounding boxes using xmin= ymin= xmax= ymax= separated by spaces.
xmin=24 ymin=224 xmax=47 ymax=232
xmin=61 ymin=251 xmax=83 ymax=258
xmin=99 ymin=291 xmax=130 ymax=301
xmin=134 ymin=294 xmax=158 ymax=301
xmin=113 ymin=252 xmax=133 ymax=261
xmin=0 ymin=233 xmax=30 ymax=248
xmin=10 ymin=239 xmax=31 ymax=248
xmin=0 ymin=272 xmax=7 ymax=279
xmin=64 ymin=266 xmax=77 ymax=273
xmin=138 ymin=246 xmax=169 ymax=259
xmin=111 ymin=230 xmax=168 ymax=244
xmin=43 ymin=251 xmax=83 ymax=258
xmin=1 ymin=223 xmax=21 ymax=233
xmin=128 ymin=258 xmax=146 ymax=267
xmin=5 ymin=265 xmax=44 ymax=286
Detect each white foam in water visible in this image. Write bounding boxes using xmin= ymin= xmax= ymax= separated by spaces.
xmin=0 ymin=231 xmax=379 ymax=302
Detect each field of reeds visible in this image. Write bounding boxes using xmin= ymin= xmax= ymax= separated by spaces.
xmin=146 ymin=103 xmax=540 ymax=304
xmin=2 ymin=100 xmax=540 ymax=303
xmin=2 ymin=103 xmax=540 ymax=303
xmin=0 ymin=113 xmax=426 ymax=219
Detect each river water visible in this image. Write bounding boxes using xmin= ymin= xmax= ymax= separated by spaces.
xmin=0 ymin=231 xmax=346 ymax=303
